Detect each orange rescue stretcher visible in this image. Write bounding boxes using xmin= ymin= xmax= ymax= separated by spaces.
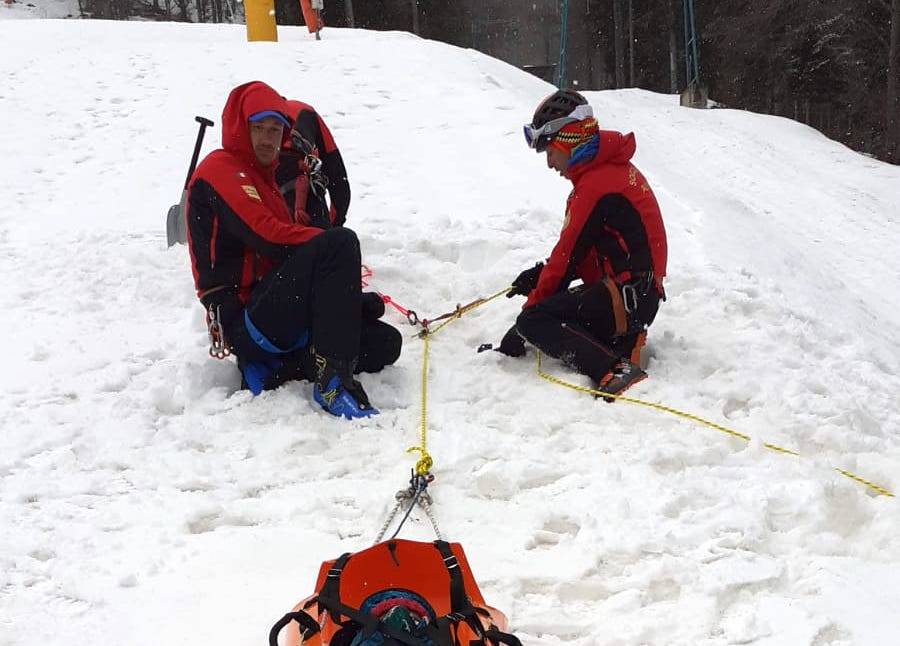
xmin=269 ymin=539 xmax=521 ymax=646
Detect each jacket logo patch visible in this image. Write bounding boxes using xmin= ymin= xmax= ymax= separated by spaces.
xmin=241 ymin=185 xmax=261 ymax=201
xmin=562 ymin=208 xmax=572 ymax=231
xmin=629 ymin=167 xmax=650 ymax=193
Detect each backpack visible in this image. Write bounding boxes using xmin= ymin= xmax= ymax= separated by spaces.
xmin=269 ymin=539 xmax=522 ymax=646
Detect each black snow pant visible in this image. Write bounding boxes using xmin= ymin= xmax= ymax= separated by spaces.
xmin=245 ymin=226 xmax=361 ymax=360
xmin=516 ymin=278 xmax=660 ymax=382
xmin=226 ymin=228 xmax=401 ymax=377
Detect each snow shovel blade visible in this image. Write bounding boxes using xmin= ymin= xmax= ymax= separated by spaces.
xmin=166 ymin=190 xmax=189 ymax=247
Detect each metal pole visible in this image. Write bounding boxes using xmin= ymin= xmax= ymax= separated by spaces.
xmin=344 ymin=0 xmax=354 ymax=27
xmin=682 ymin=0 xmax=700 ymax=88
xmin=689 ymin=0 xmax=700 ymax=85
xmin=410 ymin=0 xmax=420 ymax=35
xmin=556 ymin=0 xmax=569 ymax=88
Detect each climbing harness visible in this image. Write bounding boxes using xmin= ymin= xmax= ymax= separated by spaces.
xmin=290 ymin=127 xmax=329 ymax=199
xmin=206 ymin=303 xmax=230 ymax=359
xmin=535 ymin=351 xmax=894 ymax=498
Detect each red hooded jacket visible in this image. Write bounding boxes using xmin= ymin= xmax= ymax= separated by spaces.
xmin=524 ymin=130 xmax=667 ymax=308
xmin=186 ymin=81 xmax=324 ymax=320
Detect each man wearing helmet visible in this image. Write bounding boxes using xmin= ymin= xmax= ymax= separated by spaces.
xmin=500 ymin=89 xmax=668 ymax=399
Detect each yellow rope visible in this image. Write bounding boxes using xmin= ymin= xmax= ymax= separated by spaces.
xmin=401 ymin=281 xmax=893 ymax=499
xmin=406 ymin=286 xmax=512 ymax=476
xmin=536 ymin=352 xmax=894 ymax=497
xmin=427 ymin=287 xmax=512 ymax=336
xmin=407 ymin=330 xmax=433 ymax=476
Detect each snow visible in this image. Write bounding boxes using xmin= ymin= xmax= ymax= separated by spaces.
xmin=2 ymin=18 xmax=900 ymax=646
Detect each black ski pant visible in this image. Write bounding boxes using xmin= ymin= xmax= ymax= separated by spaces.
xmin=357 ymin=318 xmax=402 ymax=373
xmin=516 ymin=280 xmax=660 ymax=382
xmin=230 ymin=227 xmax=362 ymax=363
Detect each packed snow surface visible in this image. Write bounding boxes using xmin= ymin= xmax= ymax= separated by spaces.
xmin=2 ymin=19 xmax=899 ymax=646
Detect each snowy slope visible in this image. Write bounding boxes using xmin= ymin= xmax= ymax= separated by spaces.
xmin=2 ymin=19 xmax=900 ymax=646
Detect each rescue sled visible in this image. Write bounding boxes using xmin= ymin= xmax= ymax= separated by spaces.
xmin=269 ymin=539 xmax=521 ymax=646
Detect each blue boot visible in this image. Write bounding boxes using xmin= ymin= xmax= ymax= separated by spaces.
xmin=312 ymin=354 xmax=378 ymax=419
xmin=240 ymin=358 xmax=283 ymax=395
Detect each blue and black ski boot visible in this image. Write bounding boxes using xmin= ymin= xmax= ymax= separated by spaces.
xmin=312 ymin=352 xmax=378 ymax=419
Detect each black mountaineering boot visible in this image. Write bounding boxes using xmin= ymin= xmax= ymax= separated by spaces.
xmin=596 ymin=357 xmax=647 ymax=402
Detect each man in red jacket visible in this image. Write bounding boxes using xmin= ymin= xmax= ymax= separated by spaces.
xmin=186 ymin=81 xmax=389 ymax=419
xmin=274 ymin=98 xmax=402 ymax=394
xmin=500 ymin=90 xmax=668 ymax=398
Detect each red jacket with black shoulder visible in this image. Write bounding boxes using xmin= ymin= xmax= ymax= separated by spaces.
xmin=524 ymin=130 xmax=668 ymax=309
xmin=186 ymin=81 xmax=323 ymax=322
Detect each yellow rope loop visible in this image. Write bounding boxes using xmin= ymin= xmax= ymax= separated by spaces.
xmin=406 ymin=446 xmax=434 ymax=476
xmin=535 ymin=352 xmax=893 ymax=497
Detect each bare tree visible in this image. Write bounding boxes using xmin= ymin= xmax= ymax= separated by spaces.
xmin=628 ymin=0 xmax=634 ymax=85
xmin=667 ymin=0 xmax=677 ymax=92
xmin=613 ymin=0 xmax=626 ymax=87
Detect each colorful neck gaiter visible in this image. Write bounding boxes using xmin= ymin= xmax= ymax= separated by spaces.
xmin=549 ymin=118 xmax=600 ymax=168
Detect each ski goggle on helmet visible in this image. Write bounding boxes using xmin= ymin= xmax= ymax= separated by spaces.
xmin=524 ymin=90 xmax=593 ymax=152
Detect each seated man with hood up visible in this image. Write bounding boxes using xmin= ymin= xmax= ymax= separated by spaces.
xmin=186 ymin=81 xmax=399 ymax=419
xmin=499 ymin=89 xmax=668 ymax=399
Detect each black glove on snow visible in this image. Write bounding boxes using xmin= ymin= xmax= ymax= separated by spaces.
xmin=507 ymin=262 xmax=544 ymax=298
xmin=496 ymin=324 xmax=527 ymax=357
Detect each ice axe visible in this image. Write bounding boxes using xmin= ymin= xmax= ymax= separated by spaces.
xmin=166 ymin=116 xmax=214 ymax=247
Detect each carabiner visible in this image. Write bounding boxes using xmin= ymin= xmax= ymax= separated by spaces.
xmin=622 ymin=284 xmax=638 ymax=314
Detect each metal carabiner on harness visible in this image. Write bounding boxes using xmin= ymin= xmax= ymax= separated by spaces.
xmin=621 ymin=283 xmax=638 ymax=314
xmin=207 ymin=304 xmax=231 ymax=360
xmin=621 ymin=271 xmax=654 ymax=315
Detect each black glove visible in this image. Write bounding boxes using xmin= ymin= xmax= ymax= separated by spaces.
xmin=507 ymin=262 xmax=544 ymax=298
xmin=361 ymin=292 xmax=386 ymax=321
xmin=496 ymin=324 xmax=526 ymax=357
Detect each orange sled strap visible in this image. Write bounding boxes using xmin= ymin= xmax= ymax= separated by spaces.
xmin=269 ymin=539 xmax=522 ymax=646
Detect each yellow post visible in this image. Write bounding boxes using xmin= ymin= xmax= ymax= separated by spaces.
xmin=245 ymin=0 xmax=278 ymax=42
